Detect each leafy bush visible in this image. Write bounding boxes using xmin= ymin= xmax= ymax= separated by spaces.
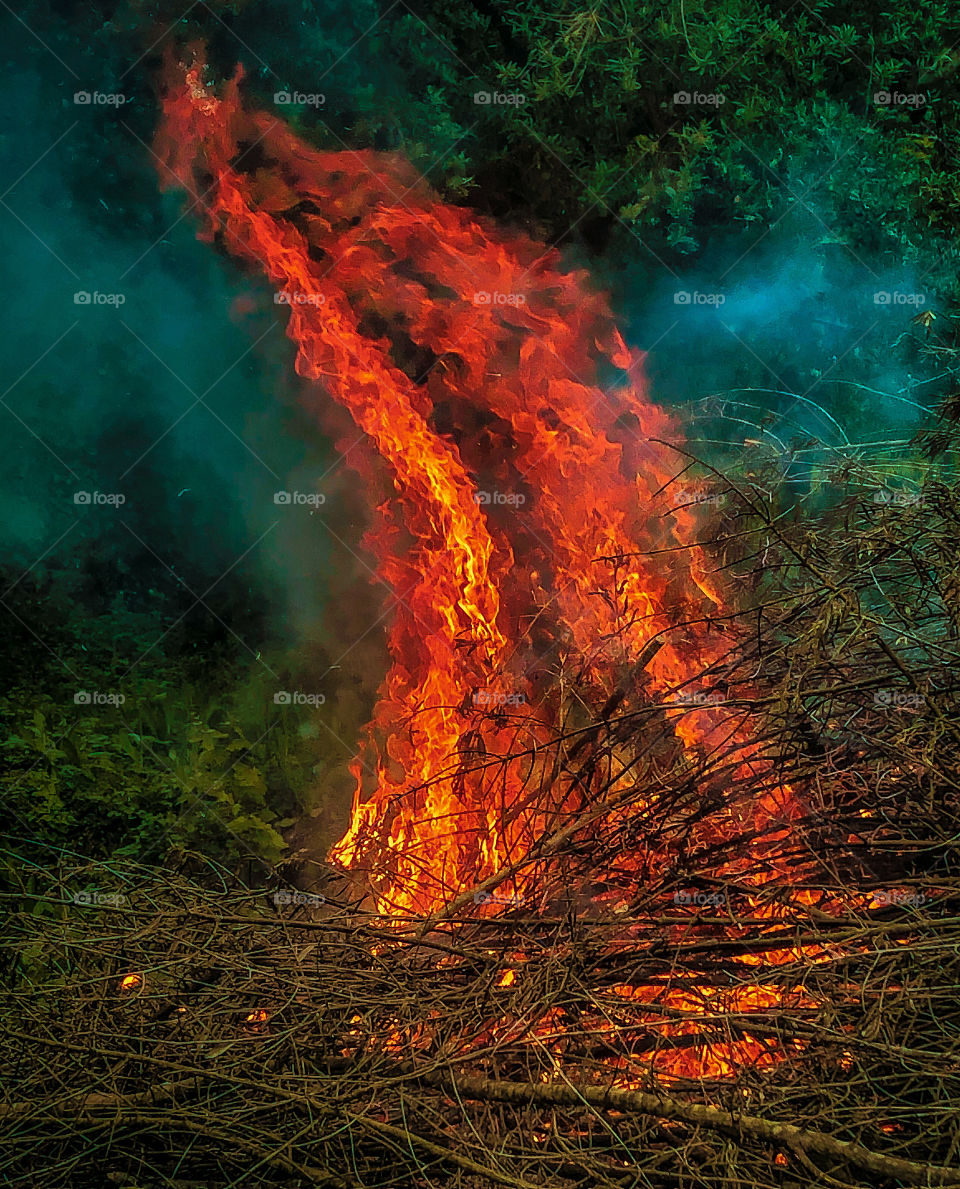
xmin=364 ymin=0 xmax=960 ymax=260
xmin=0 ymin=586 xmax=331 ymax=870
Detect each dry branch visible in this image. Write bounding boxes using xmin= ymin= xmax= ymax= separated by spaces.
xmin=5 ymin=426 xmax=960 ymax=1186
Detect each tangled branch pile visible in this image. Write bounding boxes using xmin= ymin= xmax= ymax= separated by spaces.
xmin=3 ymin=427 xmax=960 ymax=1187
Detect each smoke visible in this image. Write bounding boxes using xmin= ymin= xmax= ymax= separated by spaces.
xmin=605 ymin=192 xmax=955 ymax=481
xmin=0 ymin=19 xmax=352 ymax=654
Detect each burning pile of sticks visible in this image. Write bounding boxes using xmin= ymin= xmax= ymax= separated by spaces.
xmin=3 ymin=430 xmax=960 ymax=1186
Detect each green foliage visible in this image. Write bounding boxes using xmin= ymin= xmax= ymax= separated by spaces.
xmin=334 ymin=0 xmax=960 ymax=263
xmin=0 ymin=591 xmax=330 ymax=870
xmin=28 ymin=0 xmax=960 ymax=264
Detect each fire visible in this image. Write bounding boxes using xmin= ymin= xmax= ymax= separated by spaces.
xmin=154 ymin=48 xmax=826 ymax=1081
xmin=118 ymin=973 xmax=143 ymax=994
xmin=154 ymin=47 xmax=765 ymax=913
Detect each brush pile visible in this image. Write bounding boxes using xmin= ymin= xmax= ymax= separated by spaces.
xmin=3 ymin=427 xmax=960 ymax=1187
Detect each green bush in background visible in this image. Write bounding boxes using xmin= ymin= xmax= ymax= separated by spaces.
xmin=0 ymin=585 xmax=337 ymax=869
xmin=243 ymin=0 xmax=960 ymax=265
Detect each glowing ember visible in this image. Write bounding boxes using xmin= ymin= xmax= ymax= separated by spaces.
xmin=118 ymin=973 xmax=143 ymax=993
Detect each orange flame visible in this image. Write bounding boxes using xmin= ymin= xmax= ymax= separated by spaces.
xmin=243 ymin=1008 xmax=272 ymax=1033
xmin=154 ymin=49 xmax=822 ymax=1080
xmin=153 ymin=48 xmax=762 ymax=913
